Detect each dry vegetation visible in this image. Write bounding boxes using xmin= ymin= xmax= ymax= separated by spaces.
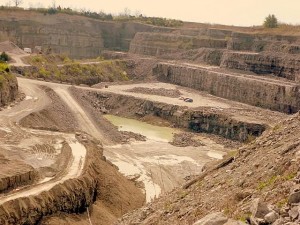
xmin=21 ymin=54 xmax=130 ymax=85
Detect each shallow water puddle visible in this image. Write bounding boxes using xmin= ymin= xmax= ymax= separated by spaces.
xmin=104 ymin=114 xmax=177 ymax=142
xmin=104 ymin=114 xmax=227 ymax=202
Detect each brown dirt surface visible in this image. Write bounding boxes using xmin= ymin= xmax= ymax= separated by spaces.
xmin=0 ymin=41 xmax=25 ymax=55
xmin=69 ymin=86 xmax=146 ymax=144
xmin=117 ymin=113 xmax=300 ymax=225
xmin=40 ymin=136 xmax=145 ymax=225
xmin=169 ymin=132 xmax=206 ymax=147
xmin=126 ymin=87 xmax=182 ymax=98
xmin=20 ymin=85 xmax=79 ymax=132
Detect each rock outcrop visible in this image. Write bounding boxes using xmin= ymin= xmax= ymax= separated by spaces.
xmin=129 ymin=32 xmax=227 ymax=56
xmin=220 ymin=52 xmax=300 ymax=82
xmin=72 ymin=90 xmax=268 ymax=142
xmin=154 ymin=62 xmax=300 ymax=113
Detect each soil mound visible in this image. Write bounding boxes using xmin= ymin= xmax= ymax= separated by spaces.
xmin=0 ymin=41 xmax=25 ymax=55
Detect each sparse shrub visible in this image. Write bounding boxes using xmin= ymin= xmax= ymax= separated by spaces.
xmin=0 ymin=52 xmax=9 ymax=62
xmin=264 ymin=14 xmax=278 ymax=28
xmin=257 ymin=175 xmax=278 ymax=190
xmin=38 ymin=67 xmax=50 ymax=77
xmin=0 ymin=63 xmax=9 ymax=72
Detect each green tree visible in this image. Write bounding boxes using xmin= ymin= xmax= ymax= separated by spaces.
xmin=263 ymin=14 xmax=278 ymax=28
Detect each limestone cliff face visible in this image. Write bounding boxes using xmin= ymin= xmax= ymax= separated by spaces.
xmin=129 ymin=32 xmax=227 ymax=56
xmin=154 ymin=63 xmax=300 ymax=113
xmin=220 ymin=52 xmax=300 ymax=81
xmin=0 ymin=11 xmax=156 ymax=58
xmin=79 ymin=91 xmax=266 ymax=142
xmin=0 ymin=72 xmax=18 ymax=107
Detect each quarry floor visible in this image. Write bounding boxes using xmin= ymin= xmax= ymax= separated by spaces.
xmin=0 ymin=77 xmax=287 ymax=207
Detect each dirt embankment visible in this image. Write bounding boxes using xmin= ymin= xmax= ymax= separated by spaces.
xmin=0 ymin=153 xmax=36 ymax=193
xmin=1 ymin=85 xmax=145 ymax=225
xmin=71 ymin=88 xmax=266 ymax=142
xmin=0 ymin=69 xmax=18 ymax=107
xmin=20 ymin=86 xmax=78 ymax=132
xmin=0 ymin=135 xmax=144 ymax=225
xmin=117 ymin=113 xmax=300 ymax=225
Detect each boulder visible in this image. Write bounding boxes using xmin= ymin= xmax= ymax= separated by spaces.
xmin=264 ymin=211 xmax=280 ymax=223
xmin=288 ymin=184 xmax=300 ymax=204
xmin=250 ymin=198 xmax=271 ymax=219
xmin=288 ymin=205 xmax=299 ymax=220
xmin=193 ymin=212 xmax=228 ymax=225
xmin=272 ymin=218 xmax=286 ymax=225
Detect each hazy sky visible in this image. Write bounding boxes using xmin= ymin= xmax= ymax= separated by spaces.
xmin=1 ymin=0 xmax=299 ymax=26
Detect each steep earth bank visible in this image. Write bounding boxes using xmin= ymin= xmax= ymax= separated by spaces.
xmin=71 ymin=89 xmax=266 ymax=142
xmin=154 ymin=63 xmax=300 ymax=113
xmin=0 ymin=154 xmax=36 ymax=193
xmin=0 ymin=134 xmax=144 ymax=225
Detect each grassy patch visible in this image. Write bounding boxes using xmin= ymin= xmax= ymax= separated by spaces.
xmin=257 ymin=175 xmax=279 ymax=191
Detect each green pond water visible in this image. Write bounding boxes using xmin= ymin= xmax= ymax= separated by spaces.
xmin=104 ymin=115 xmax=177 ymax=142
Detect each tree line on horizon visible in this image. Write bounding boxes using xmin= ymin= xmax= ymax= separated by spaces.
xmin=0 ymin=1 xmax=183 ymax=28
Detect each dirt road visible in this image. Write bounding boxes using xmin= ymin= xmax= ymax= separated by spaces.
xmin=0 ymin=78 xmax=87 ymax=205
xmin=0 ymin=135 xmax=86 ymax=205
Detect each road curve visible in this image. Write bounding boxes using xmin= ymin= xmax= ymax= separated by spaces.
xmin=0 ymin=78 xmax=87 ymax=205
xmin=0 ymin=136 xmax=86 ymax=205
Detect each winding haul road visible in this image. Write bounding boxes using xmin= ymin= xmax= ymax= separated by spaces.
xmin=0 ymin=78 xmax=88 ymax=205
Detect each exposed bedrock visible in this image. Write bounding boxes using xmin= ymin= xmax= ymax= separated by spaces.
xmin=154 ymin=63 xmax=300 ymax=113
xmin=129 ymin=31 xmax=300 ymax=55
xmin=129 ymin=32 xmax=227 ymax=56
xmin=0 ymin=11 xmax=170 ymax=58
xmin=220 ymin=52 xmax=300 ymax=81
xmin=76 ymin=90 xmax=266 ymax=142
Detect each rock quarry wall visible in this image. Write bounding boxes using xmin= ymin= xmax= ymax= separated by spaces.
xmin=0 ymin=11 xmax=167 ymax=58
xmin=129 ymin=30 xmax=300 ymax=55
xmin=154 ymin=63 xmax=300 ymax=113
xmin=129 ymin=32 xmax=227 ymax=56
xmin=220 ymin=52 xmax=300 ymax=82
xmin=78 ymin=90 xmax=266 ymax=141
